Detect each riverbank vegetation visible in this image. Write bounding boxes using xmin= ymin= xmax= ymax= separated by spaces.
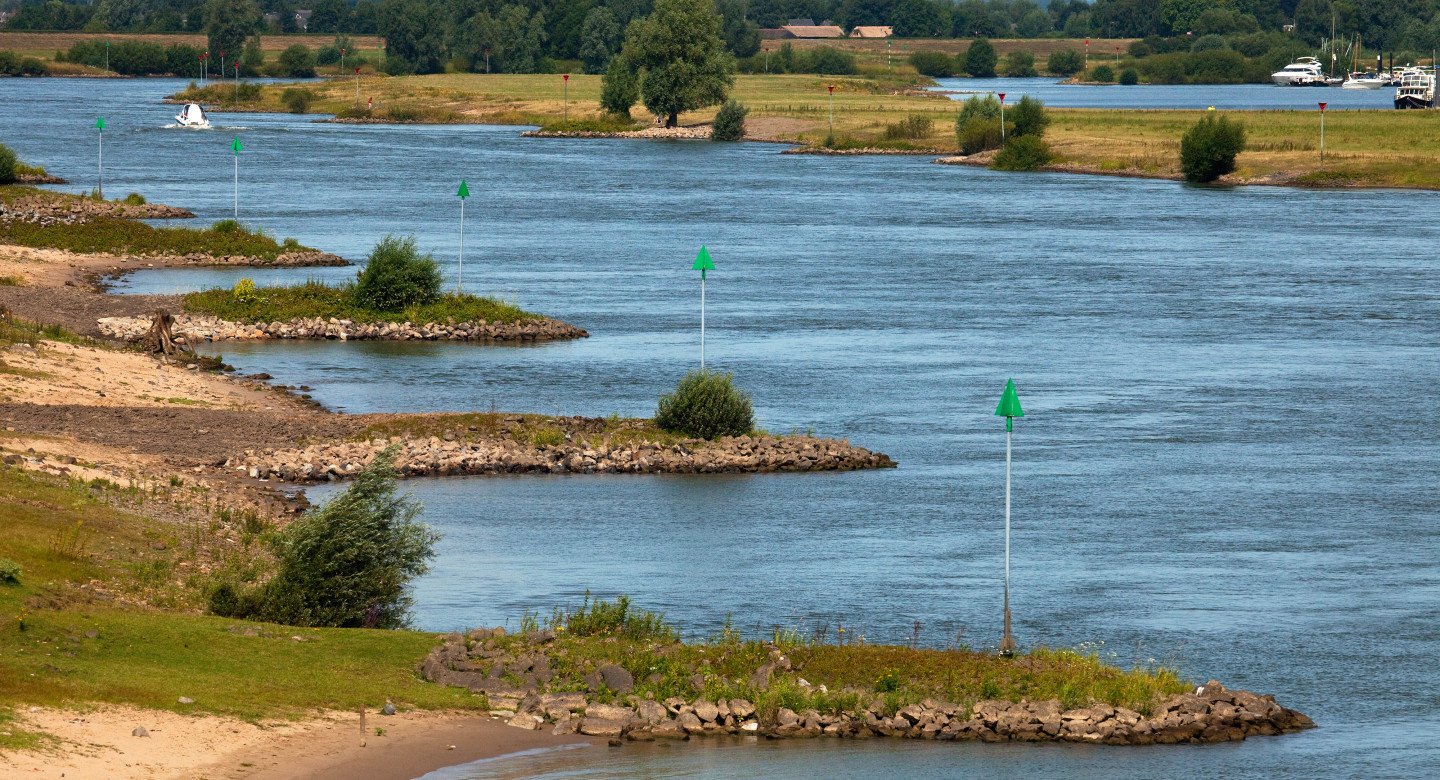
xmin=0 ymin=464 xmax=479 ymax=720
xmin=655 ymin=369 xmax=755 ymax=439
xmin=0 ymin=186 xmax=309 ymax=258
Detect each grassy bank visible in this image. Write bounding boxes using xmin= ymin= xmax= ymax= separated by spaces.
xmin=0 ymin=464 xmax=479 ymax=726
xmin=182 ymin=73 xmax=1440 ymax=188
xmin=183 ymin=281 xmax=539 ymax=326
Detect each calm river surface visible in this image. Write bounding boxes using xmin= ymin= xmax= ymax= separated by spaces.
xmin=5 ymin=78 xmax=1438 ymax=778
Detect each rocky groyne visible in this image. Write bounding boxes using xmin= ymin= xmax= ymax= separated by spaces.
xmin=522 ymin=126 xmax=712 ymax=140
xmin=0 ymin=193 xmax=194 ymax=224
xmin=419 ymin=630 xmax=1314 ymax=745
xmin=97 ymin=312 xmax=588 ymax=345
xmin=226 ymin=426 xmax=893 ymax=482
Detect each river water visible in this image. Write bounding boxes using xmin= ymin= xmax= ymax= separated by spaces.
xmin=5 ymin=78 xmax=1438 ymax=778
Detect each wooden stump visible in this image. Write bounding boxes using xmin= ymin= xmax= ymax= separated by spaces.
xmin=139 ymin=310 xmax=187 ymax=356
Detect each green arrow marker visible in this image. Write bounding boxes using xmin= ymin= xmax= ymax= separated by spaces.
xmin=693 ymin=246 xmax=715 ymax=367
xmin=995 ymin=378 xmax=1024 ymax=431
xmin=995 ymin=378 xmax=1024 ymax=656
xmin=231 ymin=136 xmax=243 ymax=154
xmin=95 ymin=117 xmax=105 ymax=198
xmin=456 ymin=180 xmax=469 ymax=293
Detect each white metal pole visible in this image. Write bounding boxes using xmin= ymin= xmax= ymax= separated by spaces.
xmin=700 ymin=274 xmax=706 ymax=368
xmin=1000 ymin=100 xmax=1006 ymax=145
xmin=1005 ymin=425 xmax=1011 ymax=619
xmin=233 ymin=153 xmax=238 ymax=219
xmin=1320 ymin=112 xmax=1324 ymax=164
xmin=458 ymin=198 xmax=464 ymax=294
xmin=97 ymin=132 xmax=102 ymax=199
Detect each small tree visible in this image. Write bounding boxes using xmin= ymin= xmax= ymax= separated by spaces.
xmin=711 ymin=99 xmax=748 ymax=141
xmin=0 ymin=144 xmax=17 ymax=185
xmin=1046 ymin=48 xmax=1085 ymax=76
xmin=213 ymin=448 xmax=439 ymax=629
xmin=1120 ymin=68 xmax=1139 ymax=84
xmin=955 ymin=94 xmax=1003 ymax=154
xmin=963 ymin=37 xmax=997 ymax=77
xmin=240 ymin=35 xmax=264 ymax=76
xmin=353 ymin=235 xmax=444 ymax=311
xmin=655 ymin=369 xmax=754 ymax=439
xmin=281 ymin=87 xmax=313 ymax=113
xmin=206 ymin=0 xmax=260 ymax=64
xmin=623 ymin=0 xmax=735 ymax=127
xmin=276 ymin=43 xmax=316 ymax=77
xmin=1090 ymin=64 xmax=1115 ymax=82
xmin=1003 ymin=50 xmax=1037 ymax=77
xmin=909 ymin=50 xmax=953 ymax=77
xmin=600 ymin=55 xmax=640 ymax=116
xmin=1009 ymin=95 xmax=1049 ymax=138
xmin=1180 ymin=114 xmax=1246 ymax=183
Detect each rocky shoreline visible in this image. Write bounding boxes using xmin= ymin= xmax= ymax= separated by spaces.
xmin=97 ymin=311 xmax=588 ymax=345
xmin=0 ymin=193 xmax=195 ymax=224
xmin=522 ymin=126 xmax=712 ymax=140
xmin=225 ymin=422 xmax=893 ymax=482
xmin=784 ymin=146 xmax=946 ymax=156
xmin=420 ymin=630 xmax=1315 ymax=746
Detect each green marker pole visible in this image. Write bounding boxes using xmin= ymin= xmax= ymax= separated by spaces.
xmin=692 ymin=246 xmax=715 ymax=368
xmin=994 ymin=379 xmax=1024 ymax=657
xmin=230 ymin=136 xmax=243 ymax=220
xmin=456 ymin=180 xmax=470 ymax=294
xmin=94 ymin=116 xmax=105 ymax=199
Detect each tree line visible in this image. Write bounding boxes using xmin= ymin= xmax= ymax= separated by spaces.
xmin=9 ymin=0 xmax=1440 ymax=57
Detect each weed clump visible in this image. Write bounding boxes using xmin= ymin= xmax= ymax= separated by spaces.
xmin=208 ymin=448 xmax=439 ymax=628
xmin=883 ymin=115 xmax=934 ymax=141
xmin=353 ymin=235 xmax=443 ymax=312
xmin=655 ymin=369 xmax=754 ymax=440
xmin=0 ymin=557 xmax=20 ymax=584
xmin=549 ymin=592 xmax=677 ymax=642
xmin=1180 ymin=114 xmax=1246 ymax=183
xmin=711 ymin=99 xmax=749 ymax=142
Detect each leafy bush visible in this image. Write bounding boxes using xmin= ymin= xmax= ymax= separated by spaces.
xmin=990 ymin=135 xmax=1053 ymax=171
xmin=963 ymin=37 xmax=997 ymax=77
xmin=957 ymin=120 xmax=1002 ymax=155
xmin=958 ymin=94 xmax=1000 ymax=124
xmin=1127 ymin=41 xmax=1154 ymax=57
xmin=316 ymin=44 xmax=341 ymax=66
xmin=353 ymin=235 xmax=443 ymax=311
xmin=1046 ymin=48 xmax=1085 ymax=76
xmin=208 ymin=448 xmax=439 ymax=628
xmin=711 ymin=99 xmax=749 ymax=141
xmin=910 ymin=50 xmax=954 ymax=77
xmin=0 ymin=144 xmax=16 ymax=185
xmin=0 ymin=557 xmax=20 ymax=584
xmin=282 ymin=87 xmax=314 ymax=113
xmin=1119 ymin=68 xmax=1139 ymax=85
xmin=1180 ymin=114 xmax=1245 ymax=183
xmin=276 ymin=44 xmax=316 ymax=78
xmin=804 ymin=46 xmax=856 ymax=75
xmin=1009 ymin=96 xmax=1049 ymax=138
xmin=1090 ymin=64 xmax=1115 ymax=83
xmin=654 ymin=369 xmax=755 ymax=440
xmin=875 ymin=668 xmax=902 ymax=693
xmin=212 ymin=219 xmax=242 ymax=234
xmin=1191 ymin=34 xmax=1229 ymax=53
xmin=883 ymin=115 xmax=934 ymax=141
xmin=1003 ymin=50 xmax=1037 ymax=77
xmin=600 ymin=56 xmax=639 ymax=117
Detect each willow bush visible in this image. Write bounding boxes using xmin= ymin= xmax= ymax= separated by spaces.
xmin=655 ymin=369 xmax=754 ymax=439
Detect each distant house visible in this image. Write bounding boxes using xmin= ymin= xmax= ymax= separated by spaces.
xmin=296 ymin=10 xmax=313 ymax=30
xmin=788 ymin=19 xmax=815 ymax=26
xmin=774 ymin=22 xmax=845 ymax=39
xmin=850 ymin=26 xmax=892 ymax=38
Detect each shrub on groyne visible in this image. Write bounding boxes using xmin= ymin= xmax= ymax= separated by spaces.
xmin=1180 ymin=114 xmax=1246 ymax=183
xmin=354 ymin=235 xmax=444 ymax=311
xmin=655 ymin=369 xmax=755 ymax=440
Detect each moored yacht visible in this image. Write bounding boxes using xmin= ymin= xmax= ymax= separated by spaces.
xmin=1393 ymin=68 xmax=1435 ymax=109
xmin=1341 ymin=72 xmax=1385 ymax=89
xmin=1272 ymin=57 xmax=1328 ymax=86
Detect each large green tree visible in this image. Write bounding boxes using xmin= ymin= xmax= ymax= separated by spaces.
xmin=205 ymin=0 xmax=260 ymax=60
xmin=578 ymin=6 xmax=619 ymax=73
xmin=622 ymin=0 xmax=734 ymax=127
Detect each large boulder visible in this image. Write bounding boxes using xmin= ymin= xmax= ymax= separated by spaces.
xmin=598 ymin=663 xmax=634 ymax=694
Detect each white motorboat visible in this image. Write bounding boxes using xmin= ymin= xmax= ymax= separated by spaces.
xmin=174 ymin=103 xmax=210 ymax=128
xmin=1393 ymin=68 xmax=1435 ymax=109
xmin=1272 ymin=57 xmax=1327 ymax=86
xmin=1341 ymin=72 xmax=1385 ymax=89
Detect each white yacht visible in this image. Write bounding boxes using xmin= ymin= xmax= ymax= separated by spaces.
xmin=1393 ymin=68 xmax=1435 ymax=109
xmin=174 ymin=103 xmax=210 ymax=128
xmin=1272 ymin=57 xmax=1327 ymax=86
xmin=1341 ymin=71 xmax=1385 ymax=89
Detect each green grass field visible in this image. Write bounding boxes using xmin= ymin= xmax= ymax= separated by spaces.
xmin=183 ymin=281 xmax=540 ymax=325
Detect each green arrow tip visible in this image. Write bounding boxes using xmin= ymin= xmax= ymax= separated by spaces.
xmin=692 ymin=245 xmax=715 ymax=271
xmin=995 ymin=378 xmax=1024 ymax=423
xmin=457 ymin=180 xmax=470 ymax=198
xmin=95 ymin=117 xmax=105 ymax=130
xmin=231 ymin=136 xmax=243 ymax=153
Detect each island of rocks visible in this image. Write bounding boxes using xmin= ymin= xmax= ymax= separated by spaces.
xmin=418 ymin=629 xmax=1315 ymax=746
xmin=227 ymin=422 xmax=894 ymax=482
xmin=98 ymin=312 xmax=589 ymax=344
